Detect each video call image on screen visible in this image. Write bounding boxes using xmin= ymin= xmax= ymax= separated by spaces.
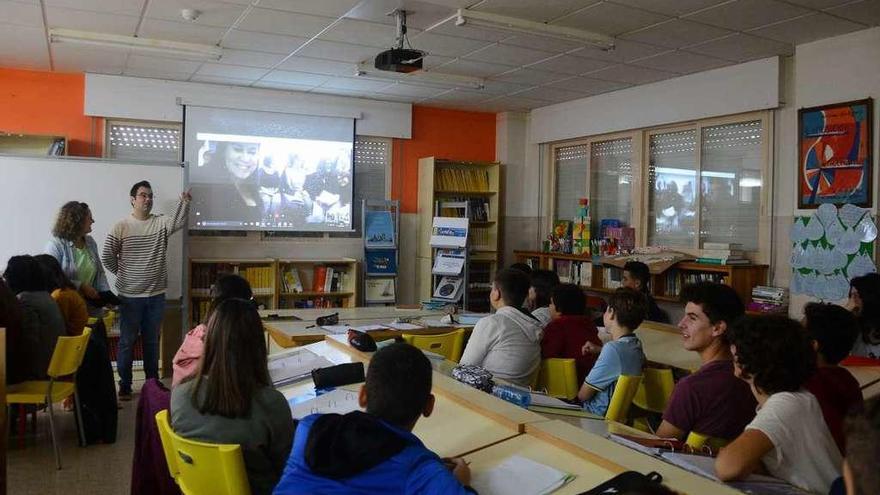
xmin=189 ymin=133 xmax=353 ymax=231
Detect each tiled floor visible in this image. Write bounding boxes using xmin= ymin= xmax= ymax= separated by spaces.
xmin=7 ymin=375 xmax=148 ymax=495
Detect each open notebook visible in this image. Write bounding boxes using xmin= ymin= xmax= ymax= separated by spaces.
xmin=268 ymin=348 xmax=334 ymax=387
xmin=659 ymin=453 xmax=809 ymax=493
xmin=288 ymin=388 xmax=361 ymax=420
xmin=470 ymin=455 xmax=575 ymax=495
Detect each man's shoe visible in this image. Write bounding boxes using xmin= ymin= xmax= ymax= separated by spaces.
xmin=118 ymin=390 xmax=133 ymax=401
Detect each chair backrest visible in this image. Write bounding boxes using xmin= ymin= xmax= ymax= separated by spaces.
xmin=605 ymin=374 xmax=642 ymax=423
xmin=537 ymin=358 xmax=579 ymax=399
xmin=685 ymin=431 xmax=729 ymax=453
xmin=632 ymin=367 xmax=675 ymax=413
xmin=154 ymin=410 xmax=252 ymax=495
xmin=47 ymin=327 xmax=92 ymax=378
xmin=402 ymin=329 xmax=466 ymax=363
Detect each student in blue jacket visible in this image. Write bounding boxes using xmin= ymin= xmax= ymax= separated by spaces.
xmin=273 ymin=343 xmax=476 ymax=495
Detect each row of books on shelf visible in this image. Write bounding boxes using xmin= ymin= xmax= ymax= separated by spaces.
xmin=434 ymin=168 xmax=490 ymax=192
xmin=192 ymin=264 xmax=274 ymax=295
xmin=665 ymin=270 xmax=726 ymax=297
xmin=748 ymin=285 xmax=789 ymax=314
xmin=470 ymin=227 xmax=491 ymax=250
xmin=553 ymin=260 xmax=593 ymax=287
xmin=439 ymin=199 xmax=491 ymax=222
xmin=280 ymin=266 xmax=348 ymax=293
xmin=282 ymin=298 xmax=340 ymax=309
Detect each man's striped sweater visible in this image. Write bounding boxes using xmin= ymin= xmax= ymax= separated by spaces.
xmin=101 ymin=200 xmax=189 ymax=297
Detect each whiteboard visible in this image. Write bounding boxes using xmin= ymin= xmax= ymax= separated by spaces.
xmin=0 ymin=155 xmax=186 ymax=299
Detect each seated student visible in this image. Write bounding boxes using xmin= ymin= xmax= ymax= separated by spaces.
xmin=846 ymin=273 xmax=880 ymax=359
xmin=35 ymin=254 xmax=88 ymax=336
xmin=274 ymin=343 xmax=475 ymax=494
xmin=171 ymin=298 xmax=295 ymax=495
xmin=541 ymin=283 xmax=601 ymax=385
xmin=0 ymin=278 xmax=26 ymax=385
xmin=171 ymin=273 xmax=253 ymax=387
xmin=460 ymin=268 xmax=543 ymax=386
xmin=3 ymin=255 xmax=65 ymax=380
xmin=803 ymin=302 xmax=864 ymax=455
xmin=716 ymin=315 xmax=841 ymax=494
xmin=578 ymin=287 xmax=646 ymax=416
xmin=655 ymin=282 xmax=756 ymax=442
xmin=528 ymin=269 xmax=560 ymax=327
xmin=622 ymin=261 xmax=669 ymax=323
xmin=842 ymin=397 xmax=880 ymax=495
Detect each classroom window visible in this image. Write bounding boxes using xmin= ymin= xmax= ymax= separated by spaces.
xmin=647 ymin=130 xmax=698 ymax=247
xmin=328 ymin=136 xmax=391 ymax=238
xmin=105 ymin=121 xmax=181 ymax=161
xmin=553 ymin=144 xmax=588 ymax=221
xmin=590 ymin=138 xmax=632 ymax=235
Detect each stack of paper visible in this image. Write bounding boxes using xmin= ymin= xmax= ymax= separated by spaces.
xmin=268 ymin=349 xmax=334 ymax=387
xmin=530 ymin=393 xmax=581 ymax=410
xmin=470 ymin=455 xmax=575 ymax=495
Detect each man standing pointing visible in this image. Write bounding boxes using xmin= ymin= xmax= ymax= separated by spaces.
xmin=102 ymin=181 xmax=191 ymax=400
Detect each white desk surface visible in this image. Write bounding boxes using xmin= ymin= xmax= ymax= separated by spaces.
xmin=260 ymin=307 xmax=445 ymax=322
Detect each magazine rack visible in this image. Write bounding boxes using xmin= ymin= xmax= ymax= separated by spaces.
xmin=362 ymin=199 xmax=400 ymax=306
xmin=430 ymin=201 xmax=470 ymax=310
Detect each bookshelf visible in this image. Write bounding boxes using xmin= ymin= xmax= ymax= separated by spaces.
xmin=277 ymin=258 xmax=358 ymax=310
xmin=513 ymin=250 xmax=767 ymax=307
xmin=417 ymin=157 xmax=502 ymax=311
xmin=189 ymin=259 xmax=277 ymax=326
xmin=188 ymin=258 xmax=358 ymax=327
xmin=0 ymin=133 xmax=67 ymax=156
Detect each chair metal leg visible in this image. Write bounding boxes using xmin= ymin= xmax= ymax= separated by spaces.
xmin=17 ymin=405 xmax=25 ymax=449
xmin=46 ymin=398 xmax=62 ymax=470
xmin=73 ymin=388 xmax=86 ymax=447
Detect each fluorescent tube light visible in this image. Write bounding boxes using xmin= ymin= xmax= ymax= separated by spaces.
xmin=454 ymin=9 xmax=615 ymax=51
xmin=49 ymin=28 xmax=223 ymax=60
xmin=355 ymin=63 xmax=485 ymax=90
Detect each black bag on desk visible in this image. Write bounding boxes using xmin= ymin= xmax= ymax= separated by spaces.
xmin=578 ymin=471 xmax=664 ymax=494
xmin=312 ymin=362 xmax=365 ymax=389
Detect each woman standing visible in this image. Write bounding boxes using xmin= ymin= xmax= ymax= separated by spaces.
xmin=45 ymin=201 xmax=118 ymax=444
xmin=44 ymin=201 xmax=111 ymax=305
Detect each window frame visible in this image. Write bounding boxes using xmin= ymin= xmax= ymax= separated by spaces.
xmin=103 ymin=119 xmax=183 ymax=161
xmin=549 ymin=110 xmax=773 ymax=262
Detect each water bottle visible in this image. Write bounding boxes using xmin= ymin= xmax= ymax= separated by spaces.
xmin=491 ymin=384 xmax=532 ymax=409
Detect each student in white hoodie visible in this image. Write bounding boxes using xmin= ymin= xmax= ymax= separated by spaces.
xmin=460 ymin=268 xmax=543 ymax=386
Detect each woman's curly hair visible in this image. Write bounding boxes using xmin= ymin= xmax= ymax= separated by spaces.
xmin=728 ymin=315 xmax=816 ymax=395
xmin=52 ymin=201 xmax=90 ymax=240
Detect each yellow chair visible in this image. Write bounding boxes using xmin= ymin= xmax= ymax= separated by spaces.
xmin=155 ymin=410 xmax=252 ymax=495
xmin=402 ymin=329 xmax=466 ymax=363
xmin=7 ymin=327 xmax=92 ymax=469
xmin=537 ymin=358 xmax=579 ymax=399
xmin=685 ymin=431 xmax=729 ymax=453
xmin=605 ymin=374 xmax=643 ymax=423
xmin=632 ymin=367 xmax=675 ymax=414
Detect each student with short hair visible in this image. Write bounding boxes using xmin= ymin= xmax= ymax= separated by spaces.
xmin=35 ymin=253 xmax=88 ymax=336
xmin=577 ymin=287 xmax=646 ymax=416
xmin=655 ymin=282 xmax=756 ymax=442
xmin=460 ymin=268 xmax=543 ymax=386
xmin=803 ymin=302 xmax=864 ymax=454
xmin=171 ymin=273 xmax=253 ymax=387
xmin=508 ymin=262 xmax=533 ymax=275
xmin=528 ymin=269 xmax=560 ymax=327
xmin=716 ymin=315 xmax=841 ymax=494
xmin=3 ymin=255 xmax=65 ymax=380
xmin=842 ymin=397 xmax=880 ymax=495
xmin=541 ymin=283 xmax=601 ymax=385
xmin=622 ymin=261 xmax=669 ymax=323
xmin=171 ymin=298 xmax=294 ymax=495
xmin=847 ymin=273 xmax=880 ymax=359
xmin=274 ymin=343 xmax=475 ymax=494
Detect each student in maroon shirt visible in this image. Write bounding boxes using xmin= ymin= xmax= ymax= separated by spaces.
xmin=655 ymin=282 xmax=756 ymax=442
xmin=540 ymin=283 xmax=601 ymax=385
xmin=803 ymin=302 xmax=864 ymax=455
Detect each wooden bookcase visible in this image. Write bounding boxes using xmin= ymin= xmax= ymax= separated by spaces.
xmin=417 ymin=157 xmax=502 ymax=312
xmin=513 ymin=250 xmax=767 ymax=307
xmin=188 ymin=258 xmax=358 ymax=326
xmin=277 ymin=258 xmax=358 ymax=310
xmin=0 ymin=133 xmax=67 ymax=156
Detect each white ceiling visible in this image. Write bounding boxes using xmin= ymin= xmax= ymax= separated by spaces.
xmin=1 ymin=0 xmax=878 ymax=112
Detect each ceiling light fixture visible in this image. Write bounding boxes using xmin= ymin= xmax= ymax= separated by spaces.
xmin=454 ymin=9 xmax=615 ymax=51
xmin=355 ymin=62 xmax=485 ymax=90
xmin=48 ymin=28 xmax=223 ymax=60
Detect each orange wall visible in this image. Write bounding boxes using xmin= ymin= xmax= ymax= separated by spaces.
xmin=392 ymin=105 xmax=496 ymax=213
xmin=0 ymin=68 xmax=102 ymax=156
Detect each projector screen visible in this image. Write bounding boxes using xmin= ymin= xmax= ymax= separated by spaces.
xmin=184 ymin=105 xmax=355 ymax=231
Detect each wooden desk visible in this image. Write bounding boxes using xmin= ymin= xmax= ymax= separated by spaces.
xmin=260 ymin=307 xmax=445 ymax=322
xmin=526 ymin=421 xmax=744 ymax=495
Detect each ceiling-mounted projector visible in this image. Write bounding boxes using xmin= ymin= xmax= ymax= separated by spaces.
xmin=374 ymin=10 xmax=425 ymax=73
